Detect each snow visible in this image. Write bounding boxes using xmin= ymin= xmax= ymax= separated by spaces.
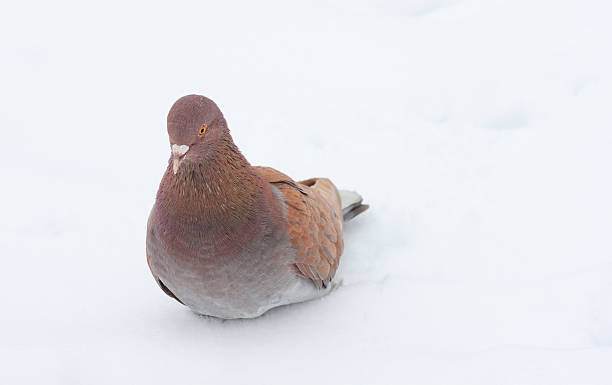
xmin=1 ymin=0 xmax=611 ymax=383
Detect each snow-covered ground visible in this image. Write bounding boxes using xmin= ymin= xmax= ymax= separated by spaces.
xmin=1 ymin=0 xmax=611 ymax=383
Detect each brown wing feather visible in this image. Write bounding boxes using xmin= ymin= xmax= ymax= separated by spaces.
xmin=255 ymin=166 xmax=344 ymax=288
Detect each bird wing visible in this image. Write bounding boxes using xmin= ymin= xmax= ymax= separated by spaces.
xmin=254 ymin=166 xmax=344 ymax=288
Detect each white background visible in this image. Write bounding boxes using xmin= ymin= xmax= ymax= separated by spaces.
xmin=1 ymin=0 xmax=611 ymax=384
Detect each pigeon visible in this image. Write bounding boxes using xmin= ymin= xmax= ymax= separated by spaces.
xmin=146 ymin=95 xmax=368 ymax=319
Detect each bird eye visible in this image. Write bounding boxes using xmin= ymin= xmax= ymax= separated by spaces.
xmin=199 ymin=124 xmax=207 ymax=136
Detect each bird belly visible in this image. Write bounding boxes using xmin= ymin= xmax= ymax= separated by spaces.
xmin=188 ymin=272 xmax=328 ymax=319
xmin=148 ymin=238 xmax=328 ymax=319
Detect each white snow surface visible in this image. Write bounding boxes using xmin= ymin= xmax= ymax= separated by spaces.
xmin=1 ymin=0 xmax=611 ymax=384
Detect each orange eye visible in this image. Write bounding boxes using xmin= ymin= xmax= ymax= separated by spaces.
xmin=199 ymin=124 xmax=207 ymax=136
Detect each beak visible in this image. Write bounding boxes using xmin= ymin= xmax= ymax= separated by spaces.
xmin=171 ymin=144 xmax=190 ymax=174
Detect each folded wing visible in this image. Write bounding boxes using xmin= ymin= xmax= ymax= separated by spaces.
xmin=255 ymin=166 xmax=344 ymax=288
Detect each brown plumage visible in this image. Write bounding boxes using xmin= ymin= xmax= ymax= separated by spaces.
xmin=255 ymin=167 xmax=344 ymax=289
xmin=146 ymin=94 xmax=368 ymax=319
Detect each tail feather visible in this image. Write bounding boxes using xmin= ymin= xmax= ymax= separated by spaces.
xmin=339 ymin=190 xmax=369 ymax=221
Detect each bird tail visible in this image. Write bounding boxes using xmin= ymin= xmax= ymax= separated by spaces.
xmin=339 ymin=190 xmax=369 ymax=221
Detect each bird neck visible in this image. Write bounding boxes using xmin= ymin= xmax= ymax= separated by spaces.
xmin=155 ymin=134 xmax=268 ymax=255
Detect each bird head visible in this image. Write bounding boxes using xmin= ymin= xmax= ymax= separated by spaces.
xmin=166 ymin=94 xmax=227 ymax=174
